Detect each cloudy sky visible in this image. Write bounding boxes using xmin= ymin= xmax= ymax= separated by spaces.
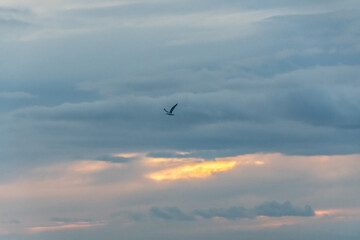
xmin=1 ymin=0 xmax=360 ymax=239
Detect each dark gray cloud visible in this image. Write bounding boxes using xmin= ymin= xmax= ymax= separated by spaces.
xmin=194 ymin=201 xmax=314 ymax=220
xmin=6 ymin=65 xmax=359 ymax=161
xmin=95 ymin=155 xmax=132 ymax=163
xmin=147 ymin=151 xmax=192 ymax=159
xmin=254 ymin=201 xmax=315 ymax=217
xmin=6 ymin=9 xmax=358 ymax=160
xmin=150 ymin=207 xmax=196 ymax=221
xmin=275 ymin=87 xmax=360 ymax=129
xmin=149 ymin=201 xmax=314 ymax=221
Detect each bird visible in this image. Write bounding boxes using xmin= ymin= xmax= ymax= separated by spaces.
xmin=164 ymin=103 xmax=178 ymax=116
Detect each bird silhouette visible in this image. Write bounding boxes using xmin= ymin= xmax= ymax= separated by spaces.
xmin=164 ymin=103 xmax=178 ymax=116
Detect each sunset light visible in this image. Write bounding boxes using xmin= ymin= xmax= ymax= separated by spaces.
xmin=1 ymin=0 xmax=359 ymax=239
xmin=148 ymin=160 xmax=237 ymax=181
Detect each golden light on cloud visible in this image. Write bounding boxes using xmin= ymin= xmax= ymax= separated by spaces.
xmin=70 ymin=160 xmax=122 ymax=174
xmin=315 ymin=210 xmax=337 ymax=216
xmin=112 ymin=153 xmax=143 ymax=158
xmin=315 ymin=208 xmax=360 ymax=217
xmin=217 ymin=154 xmax=269 ymax=165
xmin=146 ymin=157 xmax=203 ymax=165
xmin=255 ymin=161 xmax=265 ymax=165
xmin=27 ymin=222 xmax=104 ymax=233
xmin=148 ymin=160 xmax=237 ymax=181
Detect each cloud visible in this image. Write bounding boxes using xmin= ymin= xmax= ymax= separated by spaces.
xmin=1 ymin=1 xmax=360 ymax=239
xmin=95 ymin=154 xmax=133 ymax=163
xmin=7 ymin=70 xmax=360 ymax=166
xmin=194 ymin=201 xmax=314 ymax=220
xmin=113 ymin=211 xmax=147 ymax=222
xmin=149 ymin=201 xmax=314 ymax=222
xmin=193 ymin=206 xmax=255 ymax=220
xmin=0 ymin=7 xmax=31 ymax=20
xmin=147 ymin=151 xmax=192 ymax=159
xmin=27 ymin=221 xmax=103 ymax=234
xmin=0 ymin=92 xmax=36 ymax=99
xmin=1 ymin=153 xmax=359 ymax=239
xmin=147 ymin=160 xmax=237 ymax=181
xmin=0 ymin=18 xmax=28 ymax=27
xmin=0 ymin=159 xmax=128 ymax=199
xmin=50 ymin=217 xmax=93 ymax=224
xmin=1 ymin=219 xmax=20 ymax=224
xmin=254 ymin=201 xmax=315 ymax=217
xmin=2 ymin=0 xmax=330 ymax=43
xmin=150 ymin=207 xmax=195 ymax=221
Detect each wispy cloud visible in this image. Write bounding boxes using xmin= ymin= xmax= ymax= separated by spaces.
xmin=0 ymin=92 xmax=36 ymax=99
xmin=5 ymin=1 xmax=332 ymax=43
xmin=0 ymin=160 xmax=126 ymax=199
xmin=27 ymin=221 xmax=104 ymax=234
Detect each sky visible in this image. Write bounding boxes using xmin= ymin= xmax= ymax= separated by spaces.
xmin=1 ymin=0 xmax=360 ymax=239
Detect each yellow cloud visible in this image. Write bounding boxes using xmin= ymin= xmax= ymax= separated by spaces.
xmin=148 ymin=161 xmax=237 ymax=181
xmin=146 ymin=157 xmax=203 ymax=165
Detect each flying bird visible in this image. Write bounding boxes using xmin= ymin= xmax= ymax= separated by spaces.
xmin=164 ymin=103 xmax=178 ymax=116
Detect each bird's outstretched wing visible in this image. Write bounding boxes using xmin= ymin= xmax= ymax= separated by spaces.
xmin=163 ymin=108 xmax=168 ymax=113
xmin=169 ymin=103 xmax=178 ymax=113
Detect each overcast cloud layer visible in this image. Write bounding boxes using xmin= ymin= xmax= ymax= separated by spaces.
xmin=1 ymin=0 xmax=360 ymax=239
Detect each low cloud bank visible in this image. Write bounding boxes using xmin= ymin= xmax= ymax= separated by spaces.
xmin=148 ymin=201 xmax=314 ymax=221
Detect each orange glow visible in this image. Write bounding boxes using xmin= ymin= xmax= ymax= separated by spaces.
xmin=148 ymin=161 xmax=237 ymax=181
xmin=112 ymin=153 xmax=143 ymax=158
xmin=315 ymin=208 xmax=360 ymax=216
xmin=71 ymin=160 xmax=122 ymax=174
xmin=217 ymin=154 xmax=270 ymax=165
xmin=146 ymin=157 xmax=203 ymax=165
xmin=27 ymin=222 xmax=103 ymax=233
xmin=255 ymin=161 xmax=265 ymax=165
xmin=315 ymin=210 xmax=335 ymax=216
xmin=257 ymin=216 xmax=301 ymax=228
